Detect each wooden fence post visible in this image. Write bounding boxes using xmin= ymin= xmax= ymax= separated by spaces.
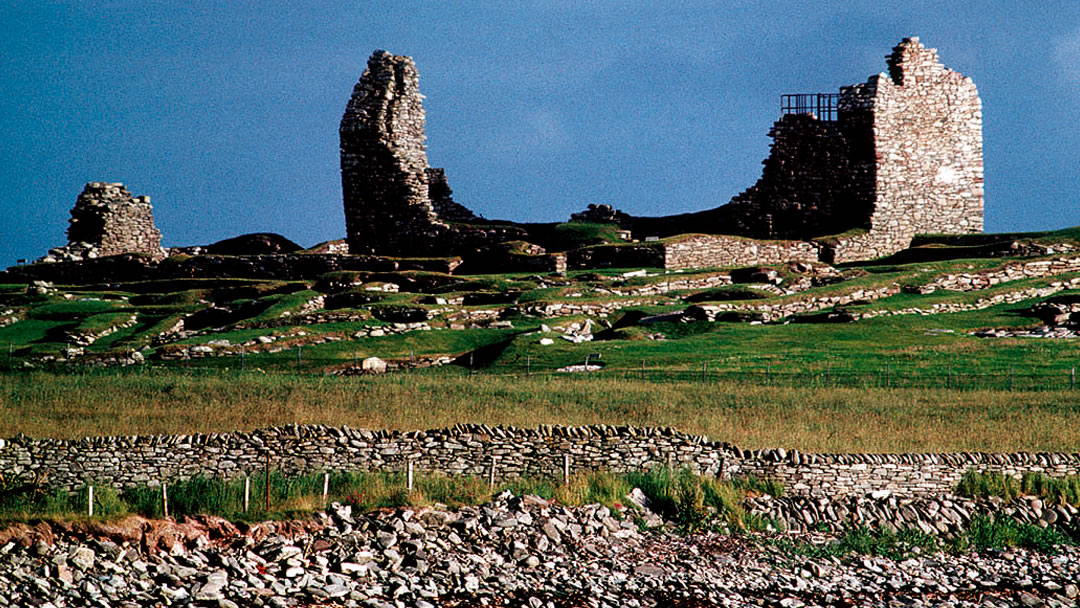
xmin=407 ymin=460 xmax=414 ymax=492
xmin=244 ymin=476 xmax=250 ymax=513
xmin=322 ymin=473 xmax=329 ymax=506
xmin=162 ymin=483 xmax=169 ymax=519
xmin=88 ymin=486 xmax=94 ymax=517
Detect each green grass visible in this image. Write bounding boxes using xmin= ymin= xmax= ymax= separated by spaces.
xmin=957 ymin=514 xmax=1074 ymax=553
xmin=956 ymin=470 xmax=1080 ymax=506
xmin=0 ymin=467 xmax=778 ymax=532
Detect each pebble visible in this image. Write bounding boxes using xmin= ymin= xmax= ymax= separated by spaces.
xmin=1 ymin=494 xmax=1079 ymax=607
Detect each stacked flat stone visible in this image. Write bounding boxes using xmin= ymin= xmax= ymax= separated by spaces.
xmin=5 ymin=423 xmax=1080 ymax=499
xmin=41 ymin=182 xmax=166 ymax=263
xmin=825 ymin=37 xmax=983 ymax=262
xmin=340 ymin=51 xmax=529 ymax=257
xmin=340 ymin=51 xmax=441 ymax=255
xmin=425 ymin=168 xmax=479 ymax=223
xmin=718 ymin=37 xmax=983 ymax=265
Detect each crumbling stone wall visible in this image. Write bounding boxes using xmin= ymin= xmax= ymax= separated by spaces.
xmin=823 ymin=37 xmax=983 ymax=258
xmin=340 ymin=51 xmax=525 ymax=257
xmin=723 ymin=114 xmax=868 ymax=239
xmin=425 ymin=168 xmax=479 ymax=223
xmin=41 ymin=182 xmax=166 ymax=263
xmin=340 ymin=51 xmax=442 ymax=255
xmin=633 ymin=38 xmax=983 ymax=265
xmin=568 ymin=235 xmax=818 ymax=270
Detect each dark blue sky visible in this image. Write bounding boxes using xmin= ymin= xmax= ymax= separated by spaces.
xmin=2 ymin=2 xmax=1078 ymax=266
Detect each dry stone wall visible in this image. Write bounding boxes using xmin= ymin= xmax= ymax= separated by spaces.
xmin=663 ymin=235 xmax=819 ymax=270
xmin=4 ymin=424 xmax=1079 ymax=499
xmin=912 ymin=256 xmax=1080 ymax=293
xmin=340 ymin=51 xmax=443 ymax=256
xmin=41 ymin=183 xmax=166 ymax=263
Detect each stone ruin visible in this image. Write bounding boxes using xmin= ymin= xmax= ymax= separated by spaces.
xmin=40 ymin=182 xmax=166 ymax=263
xmin=340 ymin=51 xmax=525 ymax=256
xmin=341 ymin=38 xmax=983 ymax=267
xmin=23 ymin=38 xmax=983 ymax=276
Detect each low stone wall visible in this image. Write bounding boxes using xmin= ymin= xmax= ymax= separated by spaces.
xmin=663 ymin=235 xmax=819 ymax=270
xmin=818 ymin=230 xmax=912 ymax=264
xmin=4 ymin=425 xmax=1079 ymax=499
xmin=913 ymin=256 xmax=1080 ymax=293
xmin=568 ymin=236 xmax=819 ymax=271
xmin=685 ymin=285 xmax=901 ymax=322
xmin=3 ymin=253 xmax=462 ymax=284
xmin=566 ymin=243 xmax=666 ymax=270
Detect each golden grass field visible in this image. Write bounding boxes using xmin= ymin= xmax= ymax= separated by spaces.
xmin=5 ymin=371 xmax=1080 ymax=453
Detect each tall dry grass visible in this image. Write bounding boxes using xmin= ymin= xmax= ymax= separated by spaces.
xmin=3 ymin=371 xmax=1080 ymax=452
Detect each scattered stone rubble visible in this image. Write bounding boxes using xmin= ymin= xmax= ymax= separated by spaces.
xmin=2 ymin=494 xmax=1080 ymax=608
xmin=910 ymin=257 xmax=1080 ymax=294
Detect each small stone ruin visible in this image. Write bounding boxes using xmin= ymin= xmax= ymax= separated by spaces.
xmin=40 ymin=182 xmax=166 ymax=263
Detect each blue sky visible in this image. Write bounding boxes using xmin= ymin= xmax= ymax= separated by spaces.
xmin=2 ymin=1 xmax=1078 ymax=266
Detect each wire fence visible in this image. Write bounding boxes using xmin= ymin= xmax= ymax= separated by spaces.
xmin=7 ymin=343 xmax=1080 ymax=392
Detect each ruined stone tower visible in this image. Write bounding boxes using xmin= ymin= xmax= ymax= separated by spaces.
xmin=339 ymin=51 xmax=444 ymax=255
xmin=340 ymin=50 xmax=525 ymax=256
xmin=42 ymin=182 xmax=166 ymax=262
xmin=719 ymin=37 xmax=983 ymax=261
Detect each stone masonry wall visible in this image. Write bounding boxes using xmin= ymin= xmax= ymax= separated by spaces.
xmin=340 ymin=51 xmax=443 ymax=256
xmin=41 ymin=182 xmax=166 ymax=263
xmin=340 ymin=51 xmax=525 ymax=257
xmin=723 ymin=114 xmax=867 ymax=240
xmin=844 ymin=37 xmax=984 ymax=252
xmin=3 ymin=425 xmax=1078 ymax=499
xmin=663 ymin=235 xmax=819 ymax=270
xmin=704 ymin=37 xmax=982 ymax=264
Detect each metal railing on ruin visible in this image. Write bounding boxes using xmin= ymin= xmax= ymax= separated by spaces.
xmin=781 ymin=93 xmax=839 ymax=122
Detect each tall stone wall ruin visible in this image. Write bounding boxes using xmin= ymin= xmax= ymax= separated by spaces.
xmin=41 ymin=182 xmax=166 ymax=263
xmin=340 ymin=51 xmax=526 ymax=257
xmin=628 ymin=37 xmax=983 ymax=265
xmin=340 ymin=51 xmax=443 ymax=256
